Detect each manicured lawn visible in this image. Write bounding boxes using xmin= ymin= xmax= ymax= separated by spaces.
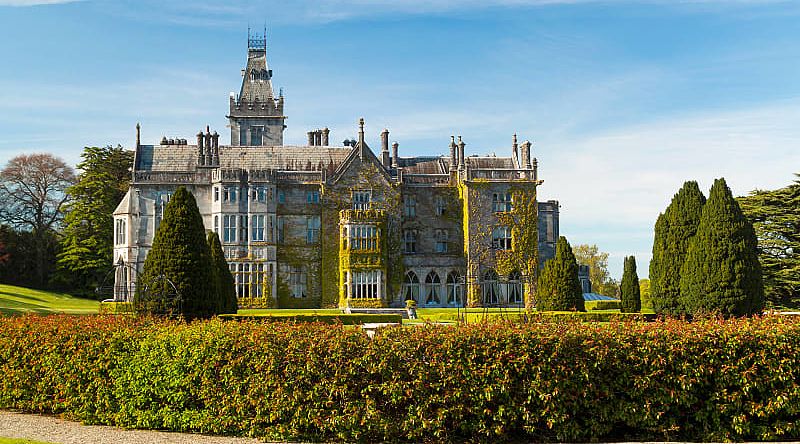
xmin=0 ymin=284 xmax=99 ymax=316
xmin=0 ymin=438 xmax=55 ymax=444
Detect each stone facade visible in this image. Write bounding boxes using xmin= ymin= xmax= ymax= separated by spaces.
xmin=112 ymin=38 xmax=560 ymax=309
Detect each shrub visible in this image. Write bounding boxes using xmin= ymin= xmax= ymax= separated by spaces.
xmin=620 ymin=256 xmax=641 ymax=313
xmin=536 ymin=236 xmax=585 ymax=312
xmin=585 ymin=300 xmax=621 ymax=311
xmin=98 ymin=301 xmax=133 ymax=314
xmin=1 ymin=315 xmax=799 ymax=442
xmin=207 ymin=231 xmax=237 ymax=314
xmin=219 ymin=313 xmax=402 ymax=324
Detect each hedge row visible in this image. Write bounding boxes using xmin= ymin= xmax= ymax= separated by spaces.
xmin=1 ymin=315 xmax=799 ymax=442
xmin=219 ymin=313 xmax=402 ymax=324
xmin=584 ymin=299 xmax=621 ymax=311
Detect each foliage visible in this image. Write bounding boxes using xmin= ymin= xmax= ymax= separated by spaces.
xmin=639 ymin=278 xmax=652 ymax=311
xmin=572 ymin=244 xmax=618 ymax=297
xmin=136 ymin=187 xmax=217 ymax=319
xmin=585 ymin=299 xmax=621 ymax=311
xmin=0 ymin=284 xmax=99 ymax=315
xmin=650 ymin=180 xmax=706 ymax=315
xmin=98 ymin=301 xmax=133 ymax=315
xmin=57 ymin=146 xmax=133 ymax=296
xmin=2 ymin=315 xmax=800 ymax=442
xmin=536 ymin=236 xmax=585 ymax=311
xmin=0 ymin=226 xmax=60 ymax=290
xmin=738 ymin=174 xmax=800 ymax=308
xmin=220 ymin=313 xmax=402 ymax=324
xmin=207 ymin=231 xmax=237 ymax=314
xmin=0 ymin=154 xmax=76 ymax=288
xmin=620 ymin=256 xmax=641 ymax=313
xmin=680 ymin=178 xmax=764 ymax=316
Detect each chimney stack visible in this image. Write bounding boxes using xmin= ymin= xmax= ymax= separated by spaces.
xmin=307 ymin=131 xmax=315 ymax=146
xmin=380 ymin=129 xmax=390 ymax=168
xmin=197 ymin=131 xmax=205 ymax=165
xmin=135 ymin=123 xmax=141 ymax=149
xmin=391 ymin=141 xmax=399 ymax=169
xmin=212 ymin=131 xmax=220 ymax=165
xmin=449 ymin=135 xmax=457 ymax=169
xmin=205 ymin=127 xmax=213 ymax=165
xmin=321 ymin=127 xmax=330 ymax=146
xmin=521 ymin=140 xmax=532 ymax=169
xmin=512 ymin=134 xmax=519 ymax=165
xmin=457 ymin=136 xmax=466 ymax=171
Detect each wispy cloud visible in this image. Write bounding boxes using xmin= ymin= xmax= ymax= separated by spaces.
xmin=0 ymin=0 xmax=82 ymax=6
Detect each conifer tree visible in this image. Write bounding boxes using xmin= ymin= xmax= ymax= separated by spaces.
xmin=137 ymin=186 xmax=217 ymax=319
xmin=679 ymin=178 xmax=764 ymax=316
xmin=207 ymin=231 xmax=238 ymax=314
xmin=620 ymin=256 xmax=641 ymax=313
xmin=649 ymin=181 xmax=706 ymax=315
xmin=536 ymin=236 xmax=585 ymax=311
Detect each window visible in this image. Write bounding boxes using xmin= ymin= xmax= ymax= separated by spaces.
xmin=492 ymin=192 xmax=512 ymax=213
xmin=306 ymin=191 xmax=320 ymax=204
xmin=492 ymin=226 xmax=512 ymax=250
xmin=223 ymin=186 xmax=237 ymax=202
xmin=508 ymin=270 xmax=523 ymax=305
xmin=482 ymin=270 xmax=500 ymax=305
xmin=403 ymin=230 xmax=417 ymax=254
xmin=424 ymin=272 xmax=441 ymax=306
xmin=250 ymin=127 xmax=263 ymax=146
xmin=239 ymin=215 xmax=248 ymax=243
xmin=349 ymin=224 xmax=378 ymax=250
xmin=214 ymin=215 xmax=219 ymax=235
xmin=289 ymin=266 xmax=307 ymax=298
xmin=446 ymin=271 xmax=463 ymax=306
xmin=276 ymin=216 xmax=285 ymax=243
xmin=306 ymin=216 xmax=321 ymax=244
xmin=214 ymin=187 xmax=219 ymax=202
xmin=435 ymin=195 xmax=447 ymax=216
xmin=115 ymin=219 xmax=126 ymax=245
xmin=350 ymin=270 xmax=379 ymax=299
xmin=235 ymin=263 xmax=250 ymax=298
xmin=223 ymin=215 xmax=237 ymax=243
xmin=154 ymin=193 xmax=170 ymax=232
xmin=404 ymin=195 xmax=416 ymax=217
xmin=435 ymin=229 xmax=448 ymax=253
xmin=403 ymin=271 xmax=420 ymax=302
xmin=277 ymin=190 xmax=285 ymax=203
xmin=352 ymin=190 xmax=371 ymax=210
xmin=252 ymin=215 xmax=265 ymax=241
xmin=255 ymin=186 xmax=267 ymax=202
xmin=251 ymin=263 xmax=267 ymax=298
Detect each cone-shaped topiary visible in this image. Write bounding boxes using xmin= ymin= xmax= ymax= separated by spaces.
xmin=536 ymin=236 xmax=585 ymax=312
xmin=207 ymin=231 xmax=238 ymax=314
xmin=650 ymin=181 xmax=706 ymax=315
xmin=679 ymin=178 xmax=764 ymax=316
xmin=620 ymin=256 xmax=641 ymax=313
xmin=137 ymin=186 xmax=218 ymax=319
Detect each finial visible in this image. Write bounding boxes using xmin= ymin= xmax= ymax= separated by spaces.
xmin=513 ymin=133 xmax=517 ymax=143
xmin=135 ymin=123 xmax=141 ymax=147
xmin=206 ymin=125 xmax=210 ymax=133
xmin=359 ymin=118 xmax=365 ymax=132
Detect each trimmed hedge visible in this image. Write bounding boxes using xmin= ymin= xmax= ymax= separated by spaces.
xmin=219 ymin=312 xmax=402 ymax=325
xmin=585 ymin=299 xmax=621 ymax=311
xmin=1 ymin=315 xmax=799 ymax=442
xmin=98 ymin=301 xmax=133 ymax=315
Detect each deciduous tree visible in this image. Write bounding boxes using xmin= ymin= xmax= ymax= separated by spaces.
xmin=572 ymin=244 xmax=618 ymax=296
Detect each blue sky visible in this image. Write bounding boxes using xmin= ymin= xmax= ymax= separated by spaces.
xmin=1 ymin=0 xmax=799 ymax=279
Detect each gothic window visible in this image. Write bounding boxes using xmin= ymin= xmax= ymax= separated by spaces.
xmin=508 ymin=270 xmax=523 ymax=305
xmin=352 ymin=190 xmax=371 ymax=210
xmin=115 ymin=219 xmax=126 ymax=245
xmin=306 ymin=216 xmax=321 ymax=244
xmin=446 ymin=271 xmax=463 ymax=306
xmin=239 ymin=215 xmax=248 ymax=243
xmin=403 ymin=229 xmax=417 ymax=254
xmin=404 ymin=195 xmax=416 ymax=218
xmin=492 ymin=192 xmax=512 ymax=213
xmin=492 ymin=226 xmax=512 ymax=250
xmin=351 ymin=270 xmax=379 ymax=299
xmin=403 ymin=271 xmax=420 ymax=302
xmin=482 ymin=269 xmax=500 ymax=305
xmin=424 ymin=271 xmax=441 ymax=306
xmin=223 ymin=215 xmax=237 ymax=243
xmin=252 ymin=215 xmax=265 ymax=241
xmin=289 ymin=266 xmax=307 ymax=298
xmin=435 ymin=195 xmax=447 ymax=216
xmin=435 ymin=229 xmax=448 ymax=253
xmin=306 ymin=191 xmax=320 ymax=204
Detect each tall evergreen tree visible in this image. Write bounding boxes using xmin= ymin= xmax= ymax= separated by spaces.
xmin=57 ymin=146 xmax=133 ymax=295
xmin=649 ymin=181 xmax=706 ymax=315
xmin=620 ymin=256 xmax=641 ymax=313
xmin=137 ymin=187 xmax=217 ymax=319
xmin=679 ymin=178 xmax=764 ymax=316
xmin=738 ymin=174 xmax=800 ymax=308
xmin=536 ymin=236 xmax=585 ymax=312
xmin=207 ymin=231 xmax=238 ymax=314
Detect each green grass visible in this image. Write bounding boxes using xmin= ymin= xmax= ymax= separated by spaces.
xmin=0 ymin=284 xmax=99 ymax=316
xmin=0 ymin=438 xmax=56 ymax=444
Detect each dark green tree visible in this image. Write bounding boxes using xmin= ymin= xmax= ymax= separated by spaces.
xmin=620 ymin=256 xmax=641 ymax=313
xmin=136 ymin=187 xmax=217 ymax=319
xmin=738 ymin=174 xmax=800 ymax=308
xmin=207 ymin=231 xmax=238 ymax=314
xmin=536 ymin=236 xmax=585 ymax=312
xmin=649 ymin=181 xmax=706 ymax=315
xmin=57 ymin=146 xmax=133 ymax=296
xmin=679 ymin=178 xmax=764 ymax=316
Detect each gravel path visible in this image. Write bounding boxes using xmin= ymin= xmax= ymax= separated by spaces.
xmin=0 ymin=411 xmax=271 ymax=444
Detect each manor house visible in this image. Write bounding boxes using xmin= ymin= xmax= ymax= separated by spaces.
xmin=113 ymin=35 xmax=560 ymax=309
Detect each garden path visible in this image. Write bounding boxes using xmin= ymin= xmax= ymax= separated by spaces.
xmin=0 ymin=411 xmax=275 ymax=444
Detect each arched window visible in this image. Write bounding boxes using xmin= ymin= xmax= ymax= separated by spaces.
xmin=424 ymin=271 xmax=441 ymax=306
xmin=482 ymin=269 xmax=499 ymax=305
xmin=446 ymin=271 xmax=463 ymax=306
xmin=404 ymin=271 xmax=420 ymax=303
xmin=508 ymin=270 xmax=523 ymax=305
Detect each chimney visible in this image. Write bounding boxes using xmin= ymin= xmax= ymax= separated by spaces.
xmin=321 ymin=127 xmax=330 ymax=146
xmin=391 ymin=141 xmax=399 ymax=169
xmin=212 ymin=131 xmax=220 ymax=165
xmin=357 ymin=118 xmax=365 ymax=158
xmin=380 ymin=129 xmax=390 ymax=168
xmin=205 ymin=126 xmax=213 ymax=165
xmin=307 ymin=131 xmax=315 ymax=146
xmin=512 ymin=133 xmax=519 ymax=165
xmin=316 ymin=130 xmax=323 ymax=147
xmin=521 ymin=140 xmax=532 ymax=169
xmin=135 ymin=123 xmax=141 ymax=149
xmin=197 ymin=131 xmax=205 ymax=166
xmin=449 ymin=135 xmax=457 ymax=169
xmin=457 ymin=136 xmax=465 ymax=171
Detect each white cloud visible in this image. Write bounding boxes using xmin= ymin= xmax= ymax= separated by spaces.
xmin=0 ymin=0 xmax=81 ymax=5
